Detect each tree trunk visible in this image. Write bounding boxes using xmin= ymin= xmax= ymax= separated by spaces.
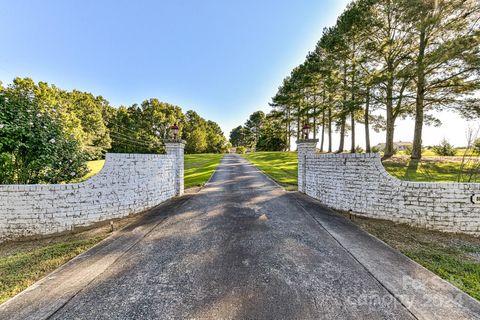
xmin=364 ymin=86 xmax=371 ymax=153
xmin=338 ymin=63 xmax=348 ymax=153
xmin=338 ymin=116 xmax=346 ymax=153
xmin=297 ymin=104 xmax=301 ymax=142
xmin=411 ymin=30 xmax=426 ymax=160
xmin=320 ymin=109 xmax=325 ymax=152
xmin=350 ymin=49 xmax=356 ymax=153
xmin=384 ymin=77 xmax=395 ymax=158
xmin=328 ymin=107 xmax=332 ymax=153
xmin=313 ymin=105 xmax=317 ymax=139
xmin=286 ymin=108 xmax=291 ymax=151
xmin=350 ymin=111 xmax=355 ymax=153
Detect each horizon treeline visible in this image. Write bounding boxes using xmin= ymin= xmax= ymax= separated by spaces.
xmin=233 ymin=0 xmax=480 ymax=158
xmin=0 ymin=77 xmax=227 ymax=184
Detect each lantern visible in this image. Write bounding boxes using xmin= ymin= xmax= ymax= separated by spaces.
xmin=301 ymin=123 xmax=311 ymax=139
xmin=170 ymin=123 xmax=179 ymax=140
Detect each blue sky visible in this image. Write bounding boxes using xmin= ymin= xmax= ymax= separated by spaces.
xmin=0 ymin=0 xmax=349 ymax=135
xmin=0 ymin=0 xmax=474 ymax=147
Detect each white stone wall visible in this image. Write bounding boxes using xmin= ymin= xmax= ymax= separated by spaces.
xmin=298 ymin=148 xmax=480 ymax=236
xmin=0 ymin=149 xmax=184 ymax=242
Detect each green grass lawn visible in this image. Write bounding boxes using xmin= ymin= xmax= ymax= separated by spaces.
xmin=242 ymin=151 xmax=479 ymax=184
xmin=79 ymin=154 xmax=224 ymax=188
xmin=242 ymin=151 xmax=298 ymax=190
xmin=383 ymin=157 xmax=480 ymax=183
xmin=0 ymin=153 xmax=224 ymax=304
xmin=345 ymin=214 xmax=480 ymax=301
xmin=0 ymin=237 xmax=103 ymax=304
xmin=0 ymin=214 xmax=142 ymax=304
xmin=184 ymin=154 xmax=223 ymax=188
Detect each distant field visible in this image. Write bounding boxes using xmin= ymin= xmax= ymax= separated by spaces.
xmin=242 ymin=152 xmax=298 ymax=190
xmin=80 ymin=154 xmax=224 ymax=188
xmin=383 ymin=156 xmax=480 ymax=183
xmin=396 ymin=148 xmax=479 ymax=157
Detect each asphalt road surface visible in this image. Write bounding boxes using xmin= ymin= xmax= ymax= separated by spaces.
xmin=1 ymin=154 xmax=479 ymax=319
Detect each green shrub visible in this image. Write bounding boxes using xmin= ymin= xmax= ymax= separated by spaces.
xmin=432 ymin=139 xmax=456 ymax=157
xmin=474 ymin=138 xmax=480 ymax=155
xmin=355 ymin=145 xmax=364 ymax=153
xmin=236 ymin=146 xmax=246 ymax=154
xmin=371 ymin=146 xmax=380 ymax=153
xmin=0 ymin=82 xmax=88 ymax=184
xmin=404 ymin=145 xmax=413 ymax=155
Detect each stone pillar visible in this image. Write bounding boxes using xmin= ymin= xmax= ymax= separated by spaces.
xmin=297 ymin=139 xmax=318 ymax=193
xmin=164 ymin=139 xmax=186 ymax=196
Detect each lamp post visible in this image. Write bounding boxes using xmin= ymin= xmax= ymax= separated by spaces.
xmin=170 ymin=123 xmax=179 ymax=140
xmin=301 ymin=123 xmax=311 ymax=140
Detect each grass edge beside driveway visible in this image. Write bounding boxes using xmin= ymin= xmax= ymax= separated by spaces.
xmin=242 ymin=151 xmax=480 ymax=301
xmin=0 ymin=154 xmax=224 ymax=304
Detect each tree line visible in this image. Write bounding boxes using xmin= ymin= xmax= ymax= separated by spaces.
xmin=234 ymin=0 xmax=480 ymax=158
xmin=0 ymin=77 xmax=227 ymax=184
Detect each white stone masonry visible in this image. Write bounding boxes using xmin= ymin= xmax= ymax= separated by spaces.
xmin=0 ymin=140 xmax=185 ymax=242
xmin=297 ymin=140 xmax=480 ymax=236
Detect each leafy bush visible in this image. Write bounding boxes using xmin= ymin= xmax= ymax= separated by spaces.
xmin=0 ymin=82 xmax=87 ymax=184
xmin=355 ymin=145 xmax=364 ymax=153
xmin=404 ymin=145 xmax=413 ymax=156
xmin=371 ymin=146 xmax=380 ymax=153
xmin=432 ymin=139 xmax=456 ymax=157
xmin=474 ymin=138 xmax=480 ymax=155
xmin=236 ymin=146 xmax=246 ymax=154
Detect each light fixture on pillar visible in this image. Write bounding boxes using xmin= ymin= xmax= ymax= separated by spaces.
xmin=170 ymin=123 xmax=179 ymax=140
xmin=301 ymin=123 xmax=311 ymax=140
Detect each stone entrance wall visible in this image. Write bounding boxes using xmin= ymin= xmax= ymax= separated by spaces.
xmin=297 ymin=140 xmax=480 ymax=236
xmin=0 ymin=141 xmax=185 ymax=242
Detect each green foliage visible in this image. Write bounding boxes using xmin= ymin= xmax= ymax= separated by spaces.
xmin=432 ymin=139 xmax=456 ymax=157
xmin=236 ymin=146 xmax=246 ymax=154
xmin=371 ymin=146 xmax=381 ymax=153
xmin=0 ymin=80 xmax=87 ymax=184
xmin=404 ymin=146 xmax=413 ymax=156
xmin=0 ymin=77 xmax=227 ymax=185
xmin=474 ymin=139 xmax=480 ymax=155
xmin=230 ymin=111 xmax=286 ymax=151
xmin=229 ymin=126 xmax=246 ymax=147
xmin=354 ymin=145 xmax=364 ymax=153
xmin=182 ymin=110 xmax=227 ymax=154
xmin=242 ymin=0 xmax=480 ymax=158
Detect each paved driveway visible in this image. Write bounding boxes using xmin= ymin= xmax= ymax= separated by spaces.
xmin=1 ymin=154 xmax=479 ymax=319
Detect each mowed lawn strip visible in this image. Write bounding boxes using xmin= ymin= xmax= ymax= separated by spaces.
xmin=0 ymin=153 xmax=223 ymax=304
xmin=0 ymin=219 xmax=135 ymax=304
xmin=242 ymin=152 xmax=298 ymax=191
xmin=382 ymin=156 xmax=480 ymax=183
xmin=341 ymin=214 xmax=480 ymax=301
xmin=184 ymin=154 xmax=224 ymax=188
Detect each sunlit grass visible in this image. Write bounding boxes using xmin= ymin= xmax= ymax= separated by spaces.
xmin=242 ymin=151 xmax=479 ymax=185
xmin=184 ymin=154 xmax=223 ymax=188
xmin=346 ymin=214 xmax=480 ymax=301
xmin=0 ymin=237 xmax=103 ymax=304
xmin=242 ymin=152 xmax=298 ymax=190
xmin=383 ymin=158 xmax=480 ymax=183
